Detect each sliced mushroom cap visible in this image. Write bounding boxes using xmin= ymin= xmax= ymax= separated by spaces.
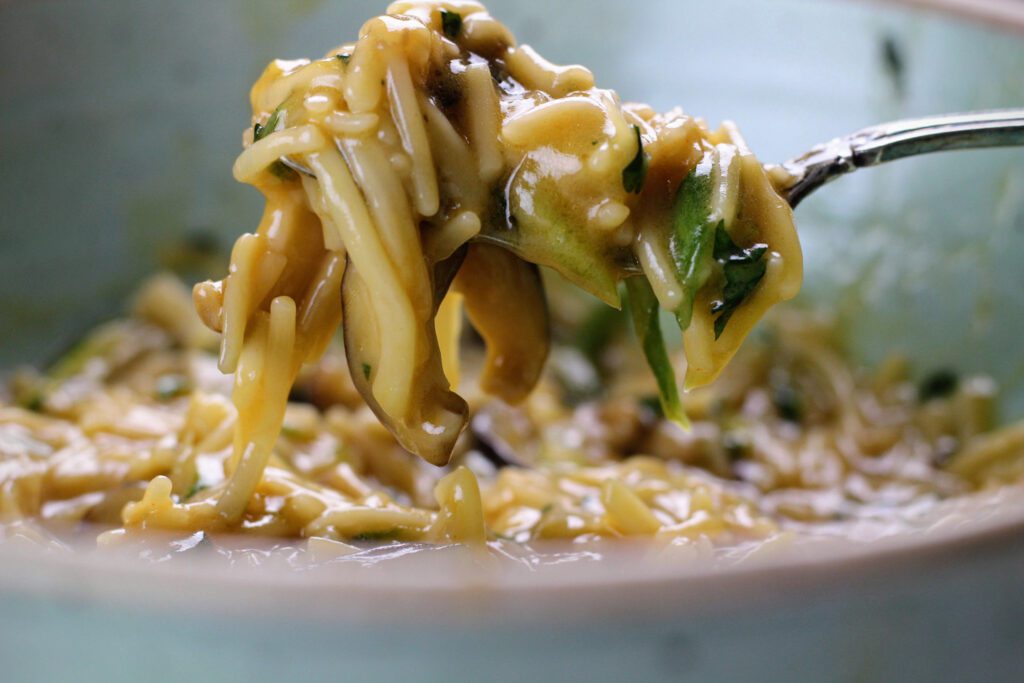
xmin=454 ymin=243 xmax=550 ymax=405
xmin=341 ymin=255 xmax=468 ymax=466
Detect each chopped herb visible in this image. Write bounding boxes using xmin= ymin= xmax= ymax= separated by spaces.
xmin=625 ymin=277 xmax=689 ymax=428
xmin=638 ymin=394 xmax=664 ymax=417
xmin=440 ymin=9 xmax=462 ymax=39
xmin=361 ymin=362 xmax=372 ymax=380
xmin=668 ymin=151 xmax=717 ymax=330
xmin=252 ymin=107 xmax=282 ymax=142
xmin=722 ymin=431 xmax=750 ymax=461
xmin=268 ymin=160 xmax=297 ymax=181
xmin=336 ymin=52 xmax=351 ymax=64
xmin=20 ymin=392 xmax=45 ymax=413
xmin=710 ymin=224 xmax=767 ymax=339
xmin=539 ymin=503 xmax=554 ymax=515
xmin=591 ymin=139 xmax=599 ymax=146
xmin=919 ymin=369 xmax=958 ymax=402
xmin=280 ymin=425 xmax=304 ymax=439
xmin=253 ymin=105 xmax=297 ymax=180
xmin=429 ymin=68 xmax=463 ymax=110
xmin=155 ymin=374 xmax=189 ymax=401
xmin=184 ymin=477 xmax=208 ymax=501
xmin=771 ymin=378 xmax=803 ymax=423
xmin=622 ymin=125 xmax=649 ymax=194
xmin=351 ymin=528 xmax=402 ymax=542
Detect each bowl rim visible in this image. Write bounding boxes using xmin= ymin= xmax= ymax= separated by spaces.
xmin=2 ymin=486 xmax=1023 ymax=624
xmin=874 ymin=0 xmax=1024 ymax=34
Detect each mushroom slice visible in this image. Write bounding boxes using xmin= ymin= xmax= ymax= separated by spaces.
xmin=341 ymin=253 xmax=468 ymax=466
xmin=454 ymin=244 xmax=550 ymax=404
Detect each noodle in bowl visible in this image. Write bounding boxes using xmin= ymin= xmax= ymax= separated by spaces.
xmin=1 ymin=1 xmax=1024 ymax=682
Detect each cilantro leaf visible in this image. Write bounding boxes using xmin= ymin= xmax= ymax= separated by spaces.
xmin=19 ymin=392 xmax=45 ymax=413
xmin=252 ymin=104 xmax=297 ymax=180
xmin=770 ymin=370 xmax=804 ymax=423
xmin=351 ymin=528 xmax=402 ymax=542
xmin=919 ymin=370 xmax=958 ymax=402
xmin=710 ymin=225 xmax=768 ymax=339
xmin=668 ymin=150 xmax=717 ymax=330
xmin=253 ymin=107 xmax=281 ymax=142
xmin=268 ymin=161 xmax=297 ymax=180
xmin=622 ymin=125 xmax=649 ymax=194
xmin=184 ymin=476 xmax=209 ymax=501
xmin=625 ymin=277 xmax=689 ymax=428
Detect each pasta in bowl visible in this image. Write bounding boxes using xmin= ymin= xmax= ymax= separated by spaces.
xmin=0 ymin=0 xmax=1022 ymax=562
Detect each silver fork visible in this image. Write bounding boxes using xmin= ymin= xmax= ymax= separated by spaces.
xmin=776 ymin=108 xmax=1024 ymax=207
xmin=280 ymin=108 xmax=1024 ymax=269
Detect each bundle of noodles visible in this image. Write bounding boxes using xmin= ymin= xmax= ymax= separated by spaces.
xmin=193 ymin=0 xmax=802 ymax=523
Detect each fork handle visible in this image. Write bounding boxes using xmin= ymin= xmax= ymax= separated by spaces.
xmin=777 ymin=108 xmax=1024 ymax=207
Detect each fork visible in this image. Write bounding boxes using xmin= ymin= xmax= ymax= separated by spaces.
xmin=775 ymin=108 xmax=1024 ymax=208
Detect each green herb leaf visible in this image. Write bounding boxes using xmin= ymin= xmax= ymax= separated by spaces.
xmin=770 ymin=371 xmax=803 ymax=423
xmin=710 ymin=224 xmax=767 ymax=339
xmin=268 ymin=160 xmax=297 ymax=180
xmin=919 ymin=369 xmax=958 ymax=402
xmin=253 ymin=105 xmax=297 ymax=180
xmin=625 ymin=277 xmax=689 ymax=428
xmin=440 ymin=9 xmax=462 ymax=39
xmin=638 ymin=394 xmax=664 ymax=417
xmin=280 ymin=425 xmax=305 ymax=440
xmin=253 ymin=107 xmax=281 ymax=142
xmin=19 ymin=392 xmax=45 ymax=413
xmin=336 ymin=52 xmax=351 ymax=64
xmin=184 ymin=476 xmax=209 ymax=501
xmin=622 ymin=125 xmax=649 ymax=194
xmin=351 ymin=528 xmax=402 ymax=542
xmin=722 ymin=431 xmax=750 ymax=462
xmin=361 ymin=362 xmax=372 ymax=380
xmin=668 ymin=150 xmax=717 ymax=330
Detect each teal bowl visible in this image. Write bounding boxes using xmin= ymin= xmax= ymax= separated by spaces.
xmin=1 ymin=1 xmax=1024 ymax=681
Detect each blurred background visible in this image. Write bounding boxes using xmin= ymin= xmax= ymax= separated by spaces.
xmin=1 ymin=0 xmax=1023 ymax=417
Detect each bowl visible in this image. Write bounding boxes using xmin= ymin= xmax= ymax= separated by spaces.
xmin=1 ymin=1 xmax=1023 ymax=681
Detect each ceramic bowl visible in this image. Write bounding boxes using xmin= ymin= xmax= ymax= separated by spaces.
xmin=1 ymin=1 xmax=1023 ymax=681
